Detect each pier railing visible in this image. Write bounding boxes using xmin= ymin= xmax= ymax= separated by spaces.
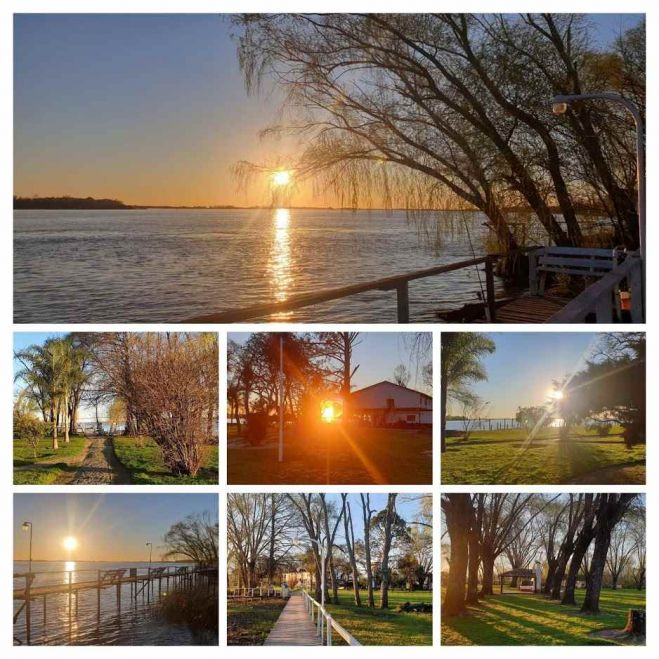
xmin=14 ymin=564 xmax=217 ymax=646
xmin=182 ymin=255 xmax=499 ymax=324
xmin=548 ymin=253 xmax=643 ymax=323
xmin=301 ymin=590 xmax=361 ymax=646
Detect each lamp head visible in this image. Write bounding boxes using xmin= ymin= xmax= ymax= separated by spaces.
xmin=22 ymin=521 xmax=31 ymax=532
xmin=552 ymin=102 xmax=568 ymax=115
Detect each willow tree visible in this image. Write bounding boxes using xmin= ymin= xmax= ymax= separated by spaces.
xmin=233 ymin=14 xmax=644 ymax=254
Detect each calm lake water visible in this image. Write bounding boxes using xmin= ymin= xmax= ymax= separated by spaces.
xmin=14 ymin=208 xmax=503 ymax=323
xmin=13 ymin=560 xmax=217 ymax=646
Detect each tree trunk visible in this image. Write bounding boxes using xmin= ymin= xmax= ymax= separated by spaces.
xmin=480 ymin=552 xmax=495 ymax=596
xmin=361 ymin=494 xmax=375 ymax=607
xmin=440 ymin=370 xmax=447 ymax=453
xmin=379 ymin=494 xmax=396 ymax=609
xmin=442 ymin=494 xmax=471 ymax=616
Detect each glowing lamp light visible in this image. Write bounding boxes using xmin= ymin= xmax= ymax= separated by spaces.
xmin=272 ymin=170 xmax=292 ymax=187
xmin=62 ymin=536 xmax=78 ymax=552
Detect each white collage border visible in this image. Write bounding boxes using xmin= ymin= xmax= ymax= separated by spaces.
xmin=2 ymin=1 xmax=656 ymax=658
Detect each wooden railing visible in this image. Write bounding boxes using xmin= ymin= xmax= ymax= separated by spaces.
xmin=302 ymin=590 xmax=361 ymax=646
xmin=182 ymin=255 xmax=499 ymax=324
xmin=548 ymin=254 xmax=643 ymax=323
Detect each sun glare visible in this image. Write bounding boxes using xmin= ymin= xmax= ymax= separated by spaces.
xmin=321 ymin=401 xmax=337 ymax=423
xmin=272 ymin=170 xmax=292 ymax=187
xmin=548 ymin=389 xmax=564 ymax=401
xmin=62 ymin=536 xmax=78 ymax=552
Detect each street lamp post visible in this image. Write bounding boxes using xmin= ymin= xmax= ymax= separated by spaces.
xmin=22 ymin=521 xmax=33 ymax=577
xmin=551 ymin=93 xmax=645 ymax=263
xmin=278 ymin=334 xmax=284 ymax=463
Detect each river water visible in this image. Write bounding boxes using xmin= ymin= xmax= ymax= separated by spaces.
xmin=14 ymin=208 xmax=503 ymax=323
xmin=13 ymin=560 xmax=217 ymax=646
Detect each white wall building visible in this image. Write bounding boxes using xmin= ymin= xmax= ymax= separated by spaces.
xmin=350 ymin=381 xmax=432 ymax=426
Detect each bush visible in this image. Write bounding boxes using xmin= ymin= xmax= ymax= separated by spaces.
xmin=13 ymin=409 xmax=48 ymax=458
xmin=245 ymin=412 xmax=270 ymax=445
xmin=158 ymin=583 xmax=218 ymax=643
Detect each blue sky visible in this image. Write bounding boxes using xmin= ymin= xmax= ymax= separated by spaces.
xmin=458 ymin=332 xmax=602 ymax=417
xmin=230 ymin=332 xmax=432 ymax=393
xmin=14 ymin=493 xmax=218 ymax=561
xmin=13 ymin=13 xmax=643 ymax=206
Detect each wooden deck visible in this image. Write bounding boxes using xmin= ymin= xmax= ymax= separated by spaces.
xmin=264 ymin=593 xmax=321 ymax=646
xmin=494 ymin=295 xmax=569 ymax=323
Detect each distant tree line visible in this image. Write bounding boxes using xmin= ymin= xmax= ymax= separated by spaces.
xmin=14 ymin=195 xmax=131 ymax=210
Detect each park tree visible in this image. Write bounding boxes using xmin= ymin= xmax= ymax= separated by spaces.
xmin=164 ymin=511 xmax=218 ymax=566
xmin=393 ymin=364 xmax=411 ymax=387
xmin=440 ymin=333 xmax=495 ymax=452
xmin=360 ymin=494 xmax=376 ymax=607
xmin=234 ymin=14 xmax=643 ymax=255
xmin=441 ymin=494 xmax=472 ymax=615
xmin=341 ymin=494 xmax=362 ymax=606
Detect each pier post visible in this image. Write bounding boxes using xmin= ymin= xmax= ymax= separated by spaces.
xmin=68 ymin=571 xmax=72 ymax=640
xmin=25 ymin=574 xmax=31 ymax=645
xmin=43 ymin=595 xmax=47 ymax=643
xmin=396 ymin=282 xmax=409 ymax=323
xmin=97 ymin=570 xmax=101 ymax=624
xmin=485 ymin=257 xmax=497 ymax=322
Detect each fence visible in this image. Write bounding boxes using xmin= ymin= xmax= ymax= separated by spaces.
xmin=301 ymin=590 xmax=361 ymax=646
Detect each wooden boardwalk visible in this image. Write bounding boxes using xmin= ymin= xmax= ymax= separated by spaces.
xmin=494 ymin=295 xmax=569 ymax=323
xmin=264 ymin=593 xmax=321 ymax=646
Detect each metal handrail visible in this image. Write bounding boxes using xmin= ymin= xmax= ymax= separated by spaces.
xmin=181 ymin=254 xmax=499 ymax=323
xmin=302 ymin=590 xmax=361 ymax=646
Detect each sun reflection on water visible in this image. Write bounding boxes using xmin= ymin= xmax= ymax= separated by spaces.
xmin=268 ymin=208 xmax=293 ymax=319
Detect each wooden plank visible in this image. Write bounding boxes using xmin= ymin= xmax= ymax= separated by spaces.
xmin=264 ymin=593 xmax=321 ymax=646
xmin=541 ymin=246 xmax=614 ymax=256
xmin=538 ymin=256 xmax=614 ymax=269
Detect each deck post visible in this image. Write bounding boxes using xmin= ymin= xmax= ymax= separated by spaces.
xmin=25 ymin=574 xmax=31 ymax=645
xmin=595 ymin=292 xmax=613 ymax=322
xmin=43 ymin=595 xmax=47 ymax=643
xmin=485 ymin=257 xmax=497 ymax=322
xmin=629 ymin=259 xmax=644 ymax=322
xmin=117 ymin=583 xmax=121 ymax=613
xmin=528 ymin=249 xmax=539 ymax=295
xmin=396 ymin=282 xmax=409 ymax=323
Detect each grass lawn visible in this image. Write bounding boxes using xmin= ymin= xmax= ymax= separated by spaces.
xmin=112 ymin=436 xmax=219 ymax=484
xmin=325 ymin=590 xmax=432 ymax=645
xmin=13 ymin=436 xmax=87 ymax=484
xmin=227 ymin=598 xmax=287 ymax=645
xmin=228 ymin=425 xmax=432 ymax=485
xmin=442 ymin=589 xmax=645 ymax=645
xmin=441 ymin=427 xmax=645 ymax=485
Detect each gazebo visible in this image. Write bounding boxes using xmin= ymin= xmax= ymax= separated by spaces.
xmin=499 ymin=562 xmax=543 ymax=594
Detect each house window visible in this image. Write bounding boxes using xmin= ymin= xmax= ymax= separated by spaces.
xmin=386 ymin=398 xmax=395 ymax=408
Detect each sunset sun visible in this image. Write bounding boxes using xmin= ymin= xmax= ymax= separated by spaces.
xmin=62 ymin=536 xmax=78 ymax=552
xmin=272 ymin=170 xmax=292 ymax=187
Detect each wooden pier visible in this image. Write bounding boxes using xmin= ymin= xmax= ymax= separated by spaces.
xmin=13 ymin=565 xmax=217 ymax=646
xmin=181 ymin=247 xmax=643 ymax=324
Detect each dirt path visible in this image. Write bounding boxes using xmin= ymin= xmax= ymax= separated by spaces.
xmin=57 ymin=436 xmax=132 ymax=485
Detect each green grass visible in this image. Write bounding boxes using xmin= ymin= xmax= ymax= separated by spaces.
xmin=13 ymin=436 xmax=87 ymax=466
xmin=227 ymin=598 xmax=287 ymax=645
xmin=228 ymin=425 xmax=432 ymax=485
xmin=112 ymin=436 xmax=219 ymax=484
xmin=13 ymin=436 xmax=87 ymax=484
xmin=442 ymin=589 xmax=645 ymax=645
xmin=441 ymin=427 xmax=645 ymax=485
xmin=325 ymin=590 xmax=432 ymax=645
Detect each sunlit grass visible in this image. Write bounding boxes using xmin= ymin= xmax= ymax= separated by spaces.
xmin=113 ymin=436 xmax=219 ymax=484
xmin=326 ymin=590 xmax=432 ymax=645
xmin=13 ymin=436 xmax=87 ymax=466
xmin=442 ymin=589 xmax=645 ymax=645
xmin=228 ymin=425 xmax=432 ymax=485
xmin=441 ymin=427 xmax=645 ymax=485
